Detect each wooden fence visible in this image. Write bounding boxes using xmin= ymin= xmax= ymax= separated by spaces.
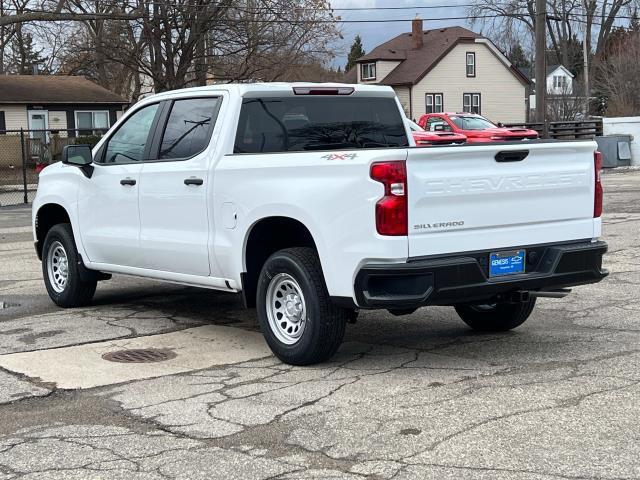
xmin=504 ymin=119 xmax=603 ymax=139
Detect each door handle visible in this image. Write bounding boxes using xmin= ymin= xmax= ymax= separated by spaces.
xmin=120 ymin=178 xmax=136 ymax=186
xmin=184 ymin=178 xmax=204 ymax=186
xmin=495 ymin=150 xmax=529 ymax=162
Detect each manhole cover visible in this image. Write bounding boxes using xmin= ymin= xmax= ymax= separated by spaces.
xmin=102 ymin=348 xmax=177 ymax=363
xmin=0 ymin=301 xmax=20 ymax=309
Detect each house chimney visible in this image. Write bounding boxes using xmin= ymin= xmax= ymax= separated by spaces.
xmin=412 ymin=15 xmax=423 ymax=49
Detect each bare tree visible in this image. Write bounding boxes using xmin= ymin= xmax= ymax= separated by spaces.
xmin=2 ymin=0 xmax=55 ymax=75
xmin=468 ymin=0 xmax=639 ymax=65
xmin=59 ymin=21 xmax=145 ymax=99
xmin=0 ymin=0 xmax=143 ymax=28
xmin=2 ymin=0 xmax=340 ymax=97
xmin=594 ymin=30 xmax=640 ymax=115
xmin=85 ymin=0 xmax=339 ymax=91
xmin=211 ymin=0 xmax=339 ymax=82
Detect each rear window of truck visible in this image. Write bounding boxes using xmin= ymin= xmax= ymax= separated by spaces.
xmin=234 ymin=96 xmax=409 ymax=153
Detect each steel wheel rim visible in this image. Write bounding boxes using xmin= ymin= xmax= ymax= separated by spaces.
xmin=266 ymin=273 xmax=307 ymax=345
xmin=47 ymin=241 xmax=69 ymax=293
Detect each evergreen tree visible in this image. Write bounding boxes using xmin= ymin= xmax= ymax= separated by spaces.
xmin=345 ymin=35 xmax=365 ymax=72
xmin=508 ymin=42 xmax=530 ymax=69
xmin=7 ymin=30 xmax=48 ymax=75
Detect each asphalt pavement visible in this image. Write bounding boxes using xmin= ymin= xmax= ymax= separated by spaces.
xmin=0 ymin=170 xmax=639 ymax=479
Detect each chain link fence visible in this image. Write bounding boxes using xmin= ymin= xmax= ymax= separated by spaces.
xmin=0 ymin=129 xmax=105 ymax=207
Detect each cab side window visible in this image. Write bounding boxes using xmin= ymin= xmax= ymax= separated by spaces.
xmin=102 ymin=104 xmax=159 ymax=164
xmin=427 ymin=117 xmax=451 ymax=132
xmin=158 ymin=97 xmax=220 ymax=160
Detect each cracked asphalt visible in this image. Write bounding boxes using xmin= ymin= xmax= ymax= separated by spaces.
xmin=0 ymin=170 xmax=639 ymax=479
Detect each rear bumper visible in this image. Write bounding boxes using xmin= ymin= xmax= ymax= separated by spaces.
xmin=353 ymin=240 xmax=608 ymax=309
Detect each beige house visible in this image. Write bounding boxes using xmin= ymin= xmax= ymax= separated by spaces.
xmin=345 ymin=20 xmax=530 ymax=122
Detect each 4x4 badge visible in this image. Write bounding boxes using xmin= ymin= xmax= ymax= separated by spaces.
xmin=321 ymin=153 xmax=358 ymax=161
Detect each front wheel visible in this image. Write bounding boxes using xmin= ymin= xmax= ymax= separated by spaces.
xmin=455 ymin=298 xmax=536 ymax=332
xmin=42 ymin=224 xmax=97 ymax=308
xmin=256 ymin=247 xmax=348 ymax=366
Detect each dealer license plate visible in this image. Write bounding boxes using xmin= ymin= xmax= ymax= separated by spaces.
xmin=489 ymin=250 xmax=525 ymax=277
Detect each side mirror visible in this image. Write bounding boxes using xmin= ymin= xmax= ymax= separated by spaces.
xmin=62 ymin=145 xmax=93 ymax=178
xmin=62 ymin=145 xmax=92 ymax=166
xmin=497 ymin=122 xmax=505 ymax=128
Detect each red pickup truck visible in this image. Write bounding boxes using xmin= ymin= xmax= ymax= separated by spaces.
xmin=418 ymin=113 xmax=538 ymax=143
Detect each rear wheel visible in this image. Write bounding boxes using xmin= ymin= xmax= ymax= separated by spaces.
xmin=42 ymin=224 xmax=96 ymax=307
xmin=256 ymin=247 xmax=348 ymax=365
xmin=455 ymin=298 xmax=536 ymax=332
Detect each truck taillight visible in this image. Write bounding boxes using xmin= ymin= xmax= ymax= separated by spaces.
xmin=594 ymin=150 xmax=603 ymax=218
xmin=370 ymin=161 xmax=408 ymax=236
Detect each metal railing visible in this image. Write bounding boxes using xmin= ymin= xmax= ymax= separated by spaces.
xmin=0 ymin=128 xmax=106 ymax=207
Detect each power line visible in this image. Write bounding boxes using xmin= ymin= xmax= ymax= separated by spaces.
xmin=63 ymin=0 xmax=635 ymax=10
xmin=0 ymin=3 xmax=476 ymax=13
xmin=1 ymin=0 xmax=624 ymax=12
xmin=1 ymin=9 xmax=636 ymax=22
xmin=0 ymin=5 xmax=636 ymax=25
xmin=324 ymin=3 xmax=477 ymax=10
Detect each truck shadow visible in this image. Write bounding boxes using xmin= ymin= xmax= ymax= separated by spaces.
xmin=90 ymin=281 xmax=542 ymax=366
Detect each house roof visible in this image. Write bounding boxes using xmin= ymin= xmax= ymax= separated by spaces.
xmin=0 ymin=75 xmax=128 ymax=104
xmin=345 ymin=26 xmax=529 ymax=87
xmin=358 ymin=27 xmax=480 ymax=86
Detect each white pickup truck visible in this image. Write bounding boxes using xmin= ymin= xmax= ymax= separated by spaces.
xmin=33 ymin=83 xmax=607 ymax=365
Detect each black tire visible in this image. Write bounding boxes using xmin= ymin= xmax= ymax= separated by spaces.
xmin=256 ymin=247 xmax=348 ymax=366
xmin=455 ymin=298 xmax=537 ymax=332
xmin=42 ymin=223 xmax=97 ymax=308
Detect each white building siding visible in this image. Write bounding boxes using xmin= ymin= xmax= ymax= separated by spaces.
xmin=48 ymin=111 xmax=68 ymax=137
xmin=393 ymin=86 xmax=411 ymax=117
xmin=358 ymin=60 xmax=401 ymax=84
xmin=0 ymin=105 xmax=28 ymax=130
xmin=409 ymin=43 xmax=527 ymax=122
xmin=546 ymin=67 xmax=573 ymax=95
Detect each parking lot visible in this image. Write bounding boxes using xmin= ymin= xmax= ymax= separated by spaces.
xmin=0 ymin=170 xmax=639 ymax=479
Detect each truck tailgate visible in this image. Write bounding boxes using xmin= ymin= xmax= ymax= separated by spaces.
xmin=406 ymin=141 xmax=598 ymax=258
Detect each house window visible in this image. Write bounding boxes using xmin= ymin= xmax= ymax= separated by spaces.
xmin=425 ymin=93 xmax=444 ymax=114
xmin=361 ymin=63 xmax=376 ymax=80
xmin=553 ymin=75 xmax=567 ymax=89
xmin=466 ymin=52 xmax=476 ymax=77
xmin=75 ymin=111 xmax=110 ymax=136
xmin=463 ymin=93 xmax=481 ymax=114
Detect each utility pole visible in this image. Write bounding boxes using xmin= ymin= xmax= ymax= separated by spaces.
xmin=535 ymin=0 xmax=548 ymax=135
xmin=195 ymin=0 xmax=207 ymax=87
xmin=0 ymin=1 xmax=4 ymax=75
xmin=582 ymin=0 xmax=590 ymax=117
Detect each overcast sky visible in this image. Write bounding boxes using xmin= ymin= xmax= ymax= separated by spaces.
xmin=330 ymin=0 xmax=473 ymax=69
